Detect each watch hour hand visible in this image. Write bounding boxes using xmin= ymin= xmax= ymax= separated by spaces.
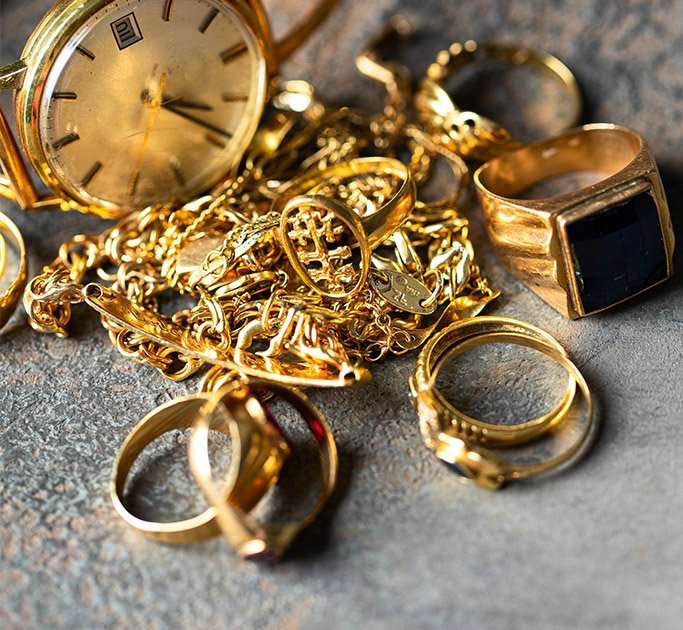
xmin=161 ymin=102 xmax=232 ymax=139
xmin=140 ymin=89 xmax=213 ymax=111
xmin=162 ymin=95 xmax=214 ymax=111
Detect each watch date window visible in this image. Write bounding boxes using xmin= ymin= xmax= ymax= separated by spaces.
xmin=111 ymin=13 xmax=143 ymax=50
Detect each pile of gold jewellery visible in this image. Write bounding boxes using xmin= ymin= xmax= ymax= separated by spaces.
xmin=20 ymin=70 xmax=501 ymax=558
xmin=10 ymin=14 xmax=673 ymax=559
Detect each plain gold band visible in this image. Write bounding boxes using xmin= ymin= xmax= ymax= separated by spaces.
xmin=412 ymin=317 xmax=577 ymax=445
xmin=111 ymin=395 xmax=238 ymax=543
xmin=434 ymin=333 xmax=575 ymax=444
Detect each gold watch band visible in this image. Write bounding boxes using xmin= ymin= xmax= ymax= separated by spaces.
xmin=273 ymin=0 xmax=339 ymax=65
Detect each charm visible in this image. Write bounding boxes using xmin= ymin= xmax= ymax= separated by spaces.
xmin=369 ymin=268 xmax=436 ymax=314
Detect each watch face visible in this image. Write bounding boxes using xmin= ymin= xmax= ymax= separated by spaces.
xmin=35 ymin=0 xmax=267 ymax=213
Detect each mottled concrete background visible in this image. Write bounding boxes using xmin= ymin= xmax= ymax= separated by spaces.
xmin=1 ymin=1 xmax=683 ymax=629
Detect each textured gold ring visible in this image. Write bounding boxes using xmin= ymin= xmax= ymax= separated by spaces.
xmin=274 ymin=156 xmax=416 ymax=248
xmin=411 ymin=316 xmax=593 ymax=489
xmin=411 ymin=316 xmax=576 ymax=446
xmin=279 ymin=194 xmax=371 ymax=299
xmin=474 ymin=124 xmax=675 ymax=318
xmin=189 ymin=378 xmax=338 ymax=562
xmin=415 ymin=40 xmax=581 ymax=160
xmin=0 ymin=211 xmax=27 ymax=329
xmin=110 ymin=393 xmax=289 ymax=544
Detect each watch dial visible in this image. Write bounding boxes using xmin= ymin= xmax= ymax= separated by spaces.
xmin=38 ymin=0 xmax=267 ymax=212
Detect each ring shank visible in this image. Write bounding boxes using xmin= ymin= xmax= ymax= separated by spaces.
xmin=476 ymin=125 xmax=643 ymax=198
xmin=422 ymin=321 xmax=576 ymax=444
xmin=419 ymin=41 xmax=582 ymax=159
xmin=447 ymin=43 xmax=581 ymax=121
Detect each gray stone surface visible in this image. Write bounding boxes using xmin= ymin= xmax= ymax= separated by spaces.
xmin=1 ymin=0 xmax=683 ymax=628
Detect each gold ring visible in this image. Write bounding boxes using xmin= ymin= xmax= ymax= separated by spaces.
xmin=415 ymin=40 xmax=582 ymax=160
xmin=0 ymin=232 xmax=6 ymax=280
xmin=474 ymin=123 xmax=675 ymax=318
xmin=411 ymin=316 xmax=593 ymax=489
xmin=274 ymin=156 xmax=417 ymax=248
xmin=189 ymin=378 xmax=338 ymax=562
xmin=110 ymin=393 xmax=289 ymax=544
xmin=279 ymin=194 xmax=371 ymax=299
xmin=411 ymin=316 xmax=576 ymax=446
xmin=0 ymin=211 xmax=28 ymax=329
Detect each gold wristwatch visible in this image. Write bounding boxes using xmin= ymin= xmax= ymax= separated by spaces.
xmin=0 ymin=0 xmax=337 ymax=217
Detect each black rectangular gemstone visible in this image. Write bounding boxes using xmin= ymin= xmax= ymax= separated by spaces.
xmin=565 ymin=191 xmax=668 ymax=314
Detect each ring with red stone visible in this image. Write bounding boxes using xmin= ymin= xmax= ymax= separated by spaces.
xmin=189 ymin=378 xmax=338 ymax=562
xmin=110 ymin=392 xmax=289 ymax=544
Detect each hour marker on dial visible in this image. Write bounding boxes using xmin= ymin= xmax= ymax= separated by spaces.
xmin=52 ymin=91 xmax=78 ymax=101
xmin=80 ymin=161 xmax=103 ymax=187
xmin=205 ymin=134 xmax=226 ymax=149
xmin=199 ymin=9 xmax=218 ymax=33
xmin=222 ymin=93 xmax=248 ymax=102
xmin=162 ymin=0 xmax=174 ymax=21
xmin=220 ymin=42 xmax=247 ymax=64
xmin=75 ymin=45 xmax=95 ymax=60
xmin=52 ymin=132 xmax=80 ymax=150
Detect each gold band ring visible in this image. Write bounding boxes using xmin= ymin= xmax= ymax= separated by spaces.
xmin=411 ymin=317 xmax=576 ymax=446
xmin=189 ymin=378 xmax=338 ymax=562
xmin=0 ymin=211 xmax=27 ymax=329
xmin=474 ymin=124 xmax=675 ymax=318
xmin=410 ymin=317 xmax=594 ymax=489
xmin=110 ymin=393 xmax=289 ymax=544
xmin=416 ymin=40 xmax=581 ymax=160
xmin=274 ymin=157 xmax=417 ymax=249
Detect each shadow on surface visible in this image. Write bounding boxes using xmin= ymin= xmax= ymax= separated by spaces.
xmin=283 ymin=443 xmax=355 ymax=561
